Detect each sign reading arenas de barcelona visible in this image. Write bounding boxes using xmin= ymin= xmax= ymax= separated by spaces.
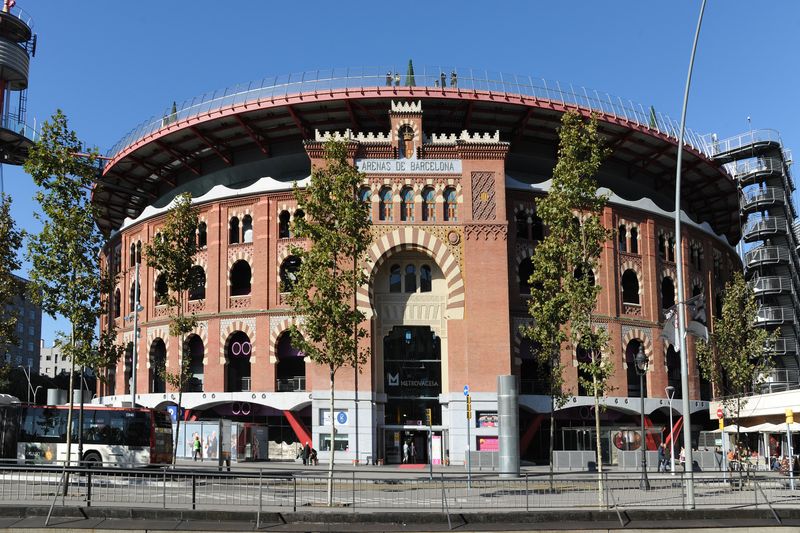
xmin=91 ymin=73 xmax=793 ymax=470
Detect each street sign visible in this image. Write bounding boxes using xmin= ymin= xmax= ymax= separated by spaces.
xmin=716 ymin=408 xmax=723 ymax=419
xmin=463 ymin=385 xmax=469 ymax=396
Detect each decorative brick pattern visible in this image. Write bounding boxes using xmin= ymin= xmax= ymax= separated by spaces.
xmin=464 ymin=223 xmax=507 ymax=241
xmin=219 ymin=318 xmax=257 ymax=363
xmin=621 ymin=326 xmax=653 ymax=370
xmin=360 ymin=228 xmax=465 ymax=320
xmin=229 ymin=296 xmax=251 ymax=309
xmin=268 ymin=316 xmax=304 ymax=363
xmin=471 ymin=172 xmax=496 ymax=221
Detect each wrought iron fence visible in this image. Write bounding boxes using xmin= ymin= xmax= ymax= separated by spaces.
xmin=0 ymin=465 xmax=797 ymax=516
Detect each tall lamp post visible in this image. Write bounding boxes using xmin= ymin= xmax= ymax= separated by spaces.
xmin=635 ymin=346 xmax=650 ymax=490
xmin=665 ymin=385 xmax=676 ymax=474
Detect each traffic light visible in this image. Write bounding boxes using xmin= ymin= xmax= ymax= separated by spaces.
xmin=466 ymin=395 xmax=472 ymax=420
xmin=425 ymin=408 xmax=432 ymax=426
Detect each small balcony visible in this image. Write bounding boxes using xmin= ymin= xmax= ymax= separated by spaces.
xmin=276 ymin=376 xmax=306 ymax=392
xmin=743 ymin=216 xmax=789 ymax=242
xmin=744 ymin=246 xmax=790 ymax=269
xmin=756 ymin=306 xmax=794 ymax=326
xmin=740 ymin=186 xmax=785 ymax=213
xmin=749 ymin=276 xmax=792 ymax=296
xmin=765 ymin=337 xmax=798 ymax=355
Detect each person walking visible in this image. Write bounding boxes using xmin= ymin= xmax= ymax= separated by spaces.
xmin=410 ymin=441 xmax=417 ymax=464
xmin=402 ymin=441 xmax=409 ymax=464
xmin=658 ymin=442 xmax=667 ymax=473
xmin=679 ymin=446 xmax=686 ymax=471
xmin=192 ymin=434 xmax=202 ymax=462
xmin=303 ymin=441 xmax=311 ymax=466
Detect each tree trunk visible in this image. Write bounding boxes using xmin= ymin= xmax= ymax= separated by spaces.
xmin=78 ymin=365 xmax=85 ymax=463
xmin=172 ymin=333 xmax=185 ymax=465
xmin=593 ymin=370 xmax=603 ymax=508
xmin=64 ymin=323 xmax=76 ymax=467
xmin=327 ymin=366 xmax=335 ymax=506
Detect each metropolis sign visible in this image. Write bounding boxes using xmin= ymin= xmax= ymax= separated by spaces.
xmin=356 ymin=159 xmax=462 ymax=174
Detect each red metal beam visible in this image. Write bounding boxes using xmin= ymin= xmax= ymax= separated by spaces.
xmin=234 ymin=115 xmax=270 ymax=155
xmin=154 ymin=140 xmax=201 ymax=176
xmin=285 ymin=104 xmax=309 ymax=139
xmin=283 ymin=409 xmax=312 ymax=445
xmin=190 ymin=126 xmax=232 ymax=165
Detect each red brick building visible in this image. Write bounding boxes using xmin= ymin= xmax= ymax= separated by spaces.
xmin=94 ymin=70 xmax=748 ymax=466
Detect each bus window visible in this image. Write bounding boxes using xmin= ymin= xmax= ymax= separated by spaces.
xmin=22 ymin=408 xmax=66 ymax=442
xmin=125 ymin=412 xmax=150 ymax=447
xmin=83 ymin=410 xmax=111 ymax=444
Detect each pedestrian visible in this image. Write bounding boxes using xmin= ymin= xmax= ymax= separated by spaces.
xmin=410 ymin=441 xmax=417 ymax=464
xmin=402 ymin=441 xmax=409 ymax=464
xmin=394 ymin=72 xmax=400 ymax=87
xmin=450 ymin=70 xmax=457 ymax=88
xmin=386 ymin=71 xmax=392 ymax=86
xmin=309 ymin=447 xmax=318 ymax=466
xmin=192 ymin=434 xmax=202 ymax=462
xmin=303 ymin=441 xmax=311 ymax=466
xmin=440 ymin=72 xmax=446 ymax=88
xmin=679 ymin=446 xmax=686 ymax=470
xmin=658 ymin=442 xmax=667 ymax=472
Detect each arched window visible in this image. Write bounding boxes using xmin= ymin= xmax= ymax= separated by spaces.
xmin=230 ymin=260 xmax=252 ymax=296
xmin=114 ymin=288 xmax=121 ymax=318
xmin=294 ymin=209 xmax=305 ymax=222
xmin=618 ymin=225 xmax=627 ymax=252
xmin=630 ymin=227 xmax=639 ymax=254
xmin=443 ymin=187 xmax=457 ymax=221
xmin=149 ymin=339 xmax=166 ymax=394
xmin=135 ymin=241 xmax=142 ymax=264
xmin=420 ymin=265 xmax=432 ymax=292
xmin=389 ymin=264 xmax=401 ymax=292
xmin=379 ymin=188 xmax=393 ymax=221
xmin=574 ymin=265 xmax=596 ymax=286
xmin=129 ymin=280 xmax=140 ymax=310
xmin=667 ymin=238 xmax=675 ymax=262
xmin=400 ymin=187 xmax=414 ymax=222
xmin=188 ymin=265 xmax=206 ymax=300
xmin=662 ymin=277 xmax=675 ymax=309
xmin=279 ymin=255 xmax=302 ymax=292
xmin=225 ymin=331 xmax=251 ymax=393
xmin=621 ymin=269 xmax=639 ymax=304
xmin=519 ymin=257 xmax=534 ymax=294
xmin=242 ymin=215 xmax=253 ymax=243
xmin=229 ymin=217 xmax=240 ymax=244
xmin=359 ymin=187 xmax=372 ymax=221
xmin=278 ymin=210 xmax=291 ymax=239
xmin=404 ymin=264 xmax=417 ymax=293
xmin=197 ymin=222 xmax=207 ymax=248
xmin=531 ymin=214 xmax=544 ymax=241
xmin=186 ymin=335 xmax=204 ymax=392
xmin=421 ymin=187 xmax=435 ymax=221
xmin=658 ymin=234 xmax=667 ymax=260
xmin=625 ymin=340 xmax=645 ymax=397
xmin=516 ymin=212 xmax=529 ymax=239
xmin=129 ymin=243 xmax=136 ymax=267
xmin=154 ymin=273 xmax=168 ymax=305
xmin=276 ymin=333 xmax=306 ymax=392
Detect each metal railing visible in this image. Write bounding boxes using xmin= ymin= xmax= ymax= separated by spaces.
xmin=762 ymin=368 xmax=800 ymax=385
xmin=104 ymin=66 xmax=712 ymax=160
xmin=743 ymin=216 xmax=789 ymax=238
xmin=706 ymin=129 xmax=783 ymax=157
xmin=749 ymin=276 xmax=792 ymax=295
xmin=0 ymin=4 xmax=34 ymax=29
xmin=741 ymin=187 xmax=785 ymax=210
xmin=726 ymin=156 xmax=794 ymax=190
xmin=240 ymin=377 xmax=251 ymax=392
xmin=756 ymin=306 xmax=794 ymax=324
xmin=1 ymin=465 xmax=798 ymax=516
xmin=744 ymin=245 xmax=790 ymax=267
xmin=276 ymin=376 xmax=306 ymax=392
xmin=766 ymin=337 xmax=798 ymax=355
xmin=0 ymin=113 xmax=36 ymax=142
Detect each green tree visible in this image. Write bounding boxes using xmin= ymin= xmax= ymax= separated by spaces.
xmin=286 ymin=140 xmax=371 ymax=506
xmin=144 ymin=192 xmax=200 ymax=464
xmin=522 ymin=111 xmax=612 ymax=500
xmin=0 ymin=193 xmax=24 ymax=358
xmin=25 ymin=110 xmax=118 ymax=465
xmin=697 ymin=272 xmax=775 ymax=436
xmin=405 ymin=59 xmax=416 ymax=87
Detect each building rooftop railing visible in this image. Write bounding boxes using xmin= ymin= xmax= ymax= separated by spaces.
xmin=704 ymin=129 xmax=784 ymax=157
xmin=0 ymin=113 xmax=36 ymax=143
xmin=1 ymin=4 xmax=33 ymax=29
xmin=104 ymin=66 xmax=713 ymax=161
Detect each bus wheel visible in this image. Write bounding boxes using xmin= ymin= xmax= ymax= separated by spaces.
xmin=83 ymin=452 xmax=102 ymax=467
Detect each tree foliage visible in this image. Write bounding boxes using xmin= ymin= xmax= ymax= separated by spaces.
xmin=25 ymin=110 xmax=122 ymax=464
xmin=0 ymin=194 xmax=24 ymax=356
xmin=522 ymin=111 xmax=612 ymax=484
xmin=696 ymin=271 xmax=775 ymax=421
xmin=144 ymin=192 xmax=200 ymax=463
xmin=286 ymin=140 xmax=372 ymax=504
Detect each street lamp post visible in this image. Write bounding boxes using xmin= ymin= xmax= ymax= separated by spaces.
xmin=635 ymin=346 xmax=650 ymax=490
xmin=666 ymin=385 xmax=676 ymax=475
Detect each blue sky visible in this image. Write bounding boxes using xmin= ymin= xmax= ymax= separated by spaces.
xmin=8 ymin=0 xmax=799 ymax=344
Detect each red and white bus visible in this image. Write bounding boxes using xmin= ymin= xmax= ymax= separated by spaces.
xmin=0 ymin=397 xmax=172 ymax=466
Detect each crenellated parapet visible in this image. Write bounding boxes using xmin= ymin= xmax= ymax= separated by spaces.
xmin=427 ymin=130 xmax=502 ymax=145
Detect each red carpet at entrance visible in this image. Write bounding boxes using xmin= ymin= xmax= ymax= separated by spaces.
xmin=397 ymin=463 xmax=426 ymax=469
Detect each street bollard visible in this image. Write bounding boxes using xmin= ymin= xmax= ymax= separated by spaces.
xmin=293 ymin=476 xmax=297 ymax=512
xmin=352 ymin=471 xmax=356 ymax=511
xmin=192 ymin=475 xmax=196 ymax=510
xmin=86 ymin=468 xmax=92 ymax=507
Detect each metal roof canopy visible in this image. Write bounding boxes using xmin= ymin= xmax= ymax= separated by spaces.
xmin=96 ymin=89 xmax=738 ymax=243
